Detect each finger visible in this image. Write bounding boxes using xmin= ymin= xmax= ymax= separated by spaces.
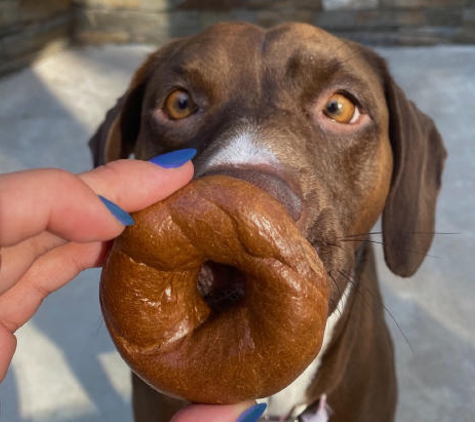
xmin=0 ymin=232 xmax=63 ymax=294
xmin=170 ymin=402 xmax=260 ymax=422
xmin=0 ymin=322 xmax=16 ymax=382
xmin=0 ymin=160 xmax=193 ymax=247
xmin=0 ymin=241 xmax=107 ymax=332
xmin=0 ymin=168 xmax=121 ymax=247
xmin=79 ymin=159 xmax=194 ymax=214
xmin=0 ymin=160 xmax=193 ymax=291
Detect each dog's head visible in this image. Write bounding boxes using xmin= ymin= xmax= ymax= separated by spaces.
xmin=90 ymin=22 xmax=446 ymax=315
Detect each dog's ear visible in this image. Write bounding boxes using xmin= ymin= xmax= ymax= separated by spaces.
xmin=363 ymin=49 xmax=447 ymax=277
xmin=88 ymin=51 xmax=161 ymax=167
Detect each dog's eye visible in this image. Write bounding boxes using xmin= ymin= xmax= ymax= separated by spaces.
xmin=164 ymin=89 xmax=196 ymax=120
xmin=323 ymin=93 xmax=360 ymax=124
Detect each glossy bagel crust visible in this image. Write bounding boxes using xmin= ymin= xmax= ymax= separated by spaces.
xmin=100 ymin=175 xmax=329 ymax=404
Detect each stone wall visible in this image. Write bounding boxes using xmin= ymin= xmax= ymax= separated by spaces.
xmin=1 ymin=0 xmax=474 ymax=76
xmin=74 ymin=0 xmax=475 ymax=45
xmin=0 ymin=0 xmax=73 ymax=75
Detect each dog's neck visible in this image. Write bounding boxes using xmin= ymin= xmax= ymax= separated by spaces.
xmin=260 ymin=264 xmax=354 ymax=419
xmin=305 ymin=244 xmax=397 ymax=422
xmin=261 ymin=243 xmax=395 ymax=422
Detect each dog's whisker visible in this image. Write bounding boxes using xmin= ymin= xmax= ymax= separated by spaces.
xmin=320 ymin=240 xmax=345 ymax=251
xmin=336 ymin=269 xmax=358 ymax=290
xmin=340 ymin=238 xmax=384 ymax=246
xmin=342 ymin=230 xmax=457 ymax=241
xmin=94 ymin=318 xmax=104 ymax=335
xmin=338 ymin=269 xmax=414 ymax=354
xmin=328 ymin=271 xmax=344 ymax=317
xmin=339 ymin=233 xmax=446 ymax=261
xmin=341 ymin=231 xmax=382 ymax=239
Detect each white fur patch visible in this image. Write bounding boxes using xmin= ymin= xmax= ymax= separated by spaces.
xmin=199 ymin=127 xmax=279 ymax=172
xmin=260 ymin=282 xmax=353 ymax=419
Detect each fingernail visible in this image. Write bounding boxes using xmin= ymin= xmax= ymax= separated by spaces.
xmin=98 ymin=195 xmax=134 ymax=226
xmin=236 ymin=403 xmax=267 ymax=422
xmin=149 ymin=148 xmax=197 ymax=168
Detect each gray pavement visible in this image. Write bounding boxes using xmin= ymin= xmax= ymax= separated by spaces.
xmin=0 ymin=43 xmax=474 ymax=422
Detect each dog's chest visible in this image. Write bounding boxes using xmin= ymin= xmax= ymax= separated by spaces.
xmin=259 ymin=283 xmax=352 ymax=420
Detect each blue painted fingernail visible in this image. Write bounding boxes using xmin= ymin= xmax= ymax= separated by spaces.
xmin=149 ymin=148 xmax=197 ymax=168
xmin=98 ymin=195 xmax=134 ymax=226
xmin=236 ymin=403 xmax=267 ymax=422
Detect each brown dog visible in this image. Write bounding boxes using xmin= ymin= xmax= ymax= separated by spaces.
xmin=89 ymin=22 xmax=446 ymax=422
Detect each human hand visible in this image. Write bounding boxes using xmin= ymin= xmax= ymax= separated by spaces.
xmin=0 ymin=149 xmax=195 ymax=382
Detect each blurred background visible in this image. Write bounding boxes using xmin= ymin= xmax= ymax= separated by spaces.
xmin=0 ymin=1 xmax=474 ymax=421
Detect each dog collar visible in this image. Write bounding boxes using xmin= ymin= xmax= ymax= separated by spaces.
xmin=260 ymin=394 xmax=332 ymax=422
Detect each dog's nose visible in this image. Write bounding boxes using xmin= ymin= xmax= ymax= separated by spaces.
xmin=200 ymin=167 xmax=302 ymax=221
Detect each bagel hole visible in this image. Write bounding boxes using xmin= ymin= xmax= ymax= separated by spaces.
xmin=197 ymin=261 xmax=246 ymax=313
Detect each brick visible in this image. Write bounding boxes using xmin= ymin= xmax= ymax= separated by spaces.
xmin=76 ymin=30 xmax=130 ymax=44
xmin=380 ymin=0 xmax=423 ymax=7
xmin=164 ymin=10 xmax=204 ymax=38
xmin=0 ymin=39 xmax=68 ymax=75
xmin=315 ymin=8 xmax=428 ymax=31
xmin=19 ymin=0 xmax=72 ymax=23
xmin=177 ymin=0 xmax=249 ymax=10
xmin=198 ymin=11 xmax=238 ymax=29
xmin=175 ymin=0 xmax=320 ymax=11
xmin=140 ymin=0 xmax=176 ymax=11
xmin=256 ymin=8 xmax=314 ymax=27
xmin=231 ymin=9 xmax=257 ymax=23
xmin=315 ymin=10 xmax=358 ymax=30
xmin=75 ymin=0 xmax=140 ymax=9
xmin=463 ymin=8 xmax=475 ymax=25
xmin=74 ymin=9 xmax=173 ymax=44
xmin=425 ymin=8 xmax=463 ymax=27
xmin=256 ymin=9 xmax=282 ymax=27
xmin=398 ymin=26 xmax=460 ymax=44
xmin=0 ymin=1 xmax=19 ymax=28
xmin=357 ymin=9 xmax=425 ymax=28
xmin=323 ymin=0 xmax=378 ymax=11
xmin=1 ymin=14 xmax=70 ymax=58
xmin=257 ymin=0 xmax=321 ymax=9
xmin=381 ymin=0 xmax=467 ymax=8
xmin=456 ymin=24 xmax=475 ymax=42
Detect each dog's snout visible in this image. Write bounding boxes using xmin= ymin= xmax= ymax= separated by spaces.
xmin=201 ymin=167 xmax=302 ymax=221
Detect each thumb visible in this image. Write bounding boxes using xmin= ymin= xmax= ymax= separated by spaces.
xmin=170 ymin=402 xmax=267 ymax=422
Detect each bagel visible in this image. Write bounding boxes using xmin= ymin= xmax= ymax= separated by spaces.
xmin=100 ymin=175 xmax=329 ymax=404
